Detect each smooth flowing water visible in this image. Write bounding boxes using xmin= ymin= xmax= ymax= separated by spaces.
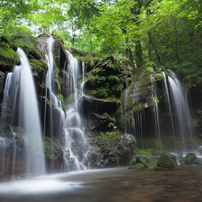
xmin=62 ymin=50 xmax=89 ymax=171
xmin=44 ymin=37 xmax=65 ymax=171
xmin=167 ymin=69 xmax=193 ymax=151
xmin=16 ymin=48 xmax=46 ymax=176
xmin=134 ymin=70 xmax=193 ymax=153
xmin=0 ymin=48 xmax=46 ymax=177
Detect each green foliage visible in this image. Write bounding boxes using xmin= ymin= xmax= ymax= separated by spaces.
xmin=88 ymin=57 xmax=126 ymax=99
xmin=173 ymin=62 xmax=202 ymax=89
xmin=152 ymin=96 xmax=159 ymax=103
xmin=155 ymin=73 xmax=164 ymax=81
xmin=54 ymin=68 xmax=63 ymax=93
xmin=145 ymin=67 xmax=154 ymax=73
xmin=134 ymin=148 xmax=154 ymax=158
xmin=106 ymin=131 xmax=119 ymax=141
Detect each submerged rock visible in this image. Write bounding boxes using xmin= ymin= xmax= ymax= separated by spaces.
xmin=184 ymin=153 xmax=196 ymax=165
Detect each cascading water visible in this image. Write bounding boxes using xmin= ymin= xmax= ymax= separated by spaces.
xmin=43 ymin=37 xmax=89 ymax=172
xmin=153 ymin=82 xmax=162 ymax=154
xmin=167 ymin=69 xmax=193 ymax=151
xmin=0 ymin=48 xmax=46 ymax=177
xmin=134 ymin=69 xmax=193 ymax=154
xmin=16 ymin=48 xmax=46 ymax=176
xmin=62 ymin=50 xmax=89 ymax=171
xmin=0 ymin=73 xmax=12 ymax=128
xmin=44 ymin=36 xmax=65 ymax=171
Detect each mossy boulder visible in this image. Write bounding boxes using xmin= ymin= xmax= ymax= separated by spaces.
xmin=147 ymin=159 xmax=158 ymax=169
xmin=184 ymin=153 xmax=196 ymax=165
xmin=157 ymin=154 xmax=179 ymax=169
xmin=135 ymin=155 xmax=151 ymax=167
xmin=0 ymin=38 xmax=20 ymax=71
xmin=132 ymin=163 xmax=145 ymax=170
xmin=10 ymin=33 xmax=37 ymax=50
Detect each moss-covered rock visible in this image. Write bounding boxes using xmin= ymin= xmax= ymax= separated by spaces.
xmin=132 ymin=163 xmax=145 ymax=170
xmin=0 ymin=39 xmax=20 ymax=71
xmin=184 ymin=153 xmax=196 ymax=165
xmin=84 ymin=55 xmax=126 ymax=99
xmin=135 ymin=155 xmax=151 ymax=167
xmin=157 ymin=154 xmax=179 ymax=169
xmin=44 ymin=136 xmax=63 ymax=160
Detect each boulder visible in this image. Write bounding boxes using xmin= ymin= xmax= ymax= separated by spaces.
xmin=184 ymin=153 xmax=196 ymax=165
xmin=157 ymin=154 xmax=178 ymax=169
xmin=132 ymin=163 xmax=145 ymax=170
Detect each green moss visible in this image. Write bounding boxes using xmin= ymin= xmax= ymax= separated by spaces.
xmin=10 ymin=34 xmax=37 ymax=50
xmin=127 ymin=97 xmax=134 ymax=108
xmin=147 ymin=159 xmax=158 ymax=169
xmin=138 ymin=72 xmax=154 ymax=107
xmin=106 ymin=131 xmax=119 ymax=141
xmin=145 ymin=67 xmax=154 ymax=73
xmin=152 ymin=96 xmax=159 ymax=103
xmin=184 ymin=153 xmax=196 ymax=165
xmin=0 ymin=43 xmax=19 ymax=69
xmin=44 ymin=136 xmax=63 ymax=160
xmin=133 ymin=104 xmax=143 ymax=113
xmin=20 ymin=45 xmax=42 ymax=60
xmin=157 ymin=154 xmax=178 ymax=169
xmin=55 ymin=68 xmax=63 ymax=93
xmin=57 ymin=93 xmax=66 ymax=109
xmin=155 ymin=73 xmax=163 ymax=81
xmin=30 ymin=59 xmax=47 ymax=76
xmin=132 ymin=163 xmax=145 ymax=170
xmin=134 ymin=148 xmax=154 ymax=158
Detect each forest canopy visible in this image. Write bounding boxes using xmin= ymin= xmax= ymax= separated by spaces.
xmin=0 ymin=0 xmax=201 ymax=88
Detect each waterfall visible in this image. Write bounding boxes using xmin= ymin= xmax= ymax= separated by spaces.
xmin=62 ymin=50 xmax=89 ymax=171
xmin=134 ymin=70 xmax=193 ymax=153
xmin=16 ymin=48 xmax=46 ymax=176
xmin=0 ymin=48 xmax=46 ymax=177
xmin=43 ymin=37 xmax=89 ymax=172
xmin=153 ymin=82 xmax=162 ymax=154
xmin=0 ymin=73 xmax=12 ymax=129
xmin=167 ymin=69 xmax=193 ymax=151
xmin=44 ymin=37 xmax=65 ymax=172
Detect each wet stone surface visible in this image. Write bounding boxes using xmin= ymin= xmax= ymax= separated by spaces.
xmin=0 ymin=166 xmax=202 ymax=202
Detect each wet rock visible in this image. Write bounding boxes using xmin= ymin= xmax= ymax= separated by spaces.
xmin=134 ymin=155 xmax=151 ymax=167
xmin=132 ymin=163 xmax=145 ymax=170
xmin=184 ymin=153 xmax=196 ymax=165
xmin=157 ymin=154 xmax=178 ymax=169
xmin=129 ymin=156 xmax=136 ymax=166
xmin=0 ymin=71 xmax=5 ymax=93
xmin=193 ymin=158 xmax=202 ymax=165
xmin=167 ymin=153 xmax=183 ymax=161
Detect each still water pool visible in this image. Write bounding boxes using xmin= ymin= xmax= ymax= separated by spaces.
xmin=0 ymin=166 xmax=202 ymax=202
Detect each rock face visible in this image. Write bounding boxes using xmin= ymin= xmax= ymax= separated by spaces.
xmin=184 ymin=153 xmax=196 ymax=165
xmin=0 ymin=34 xmax=141 ymax=180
